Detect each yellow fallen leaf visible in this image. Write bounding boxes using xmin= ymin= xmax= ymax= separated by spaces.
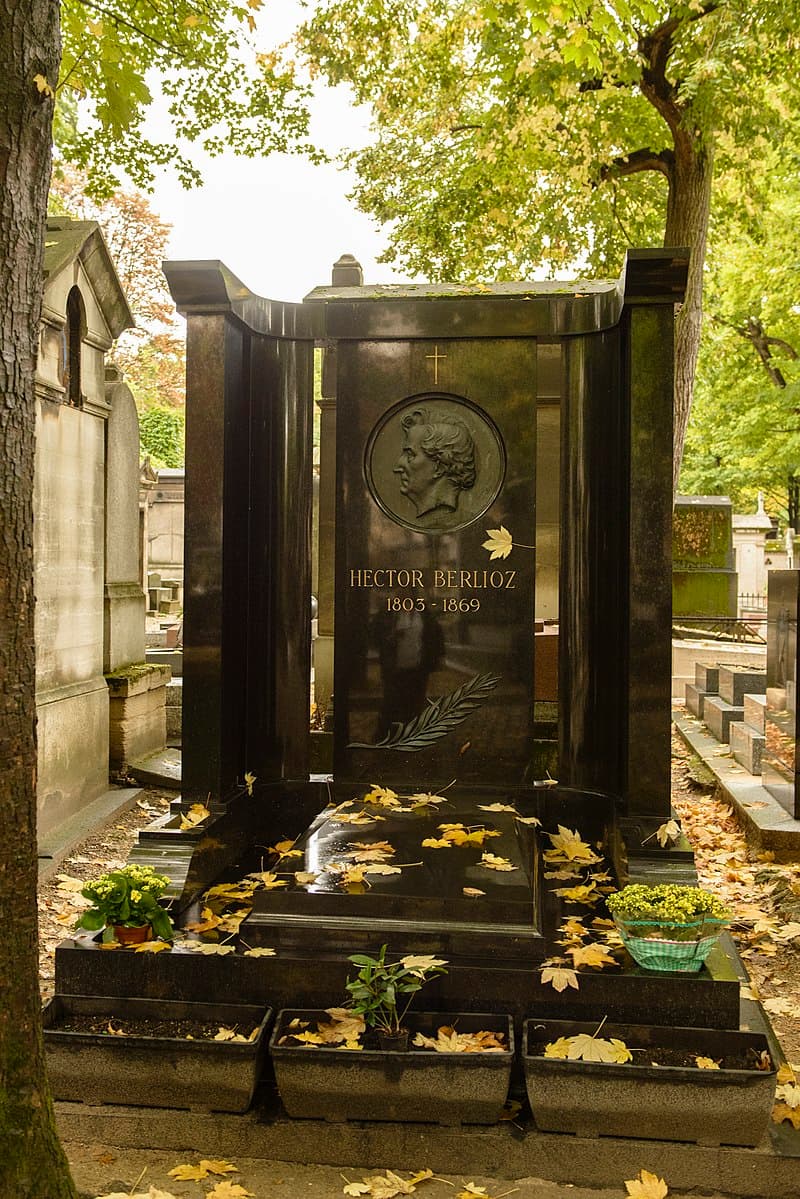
xmin=342 ymin=1168 xmax=434 ymax=1197
xmin=463 ymin=887 xmax=486 ymax=897
xmin=244 ymin=771 xmax=256 ymax=796
xmin=567 ymin=943 xmax=617 ymax=970
xmin=654 ymin=819 xmax=681 ymax=847
xmin=408 ymin=792 xmax=447 ymax=806
xmin=543 ymin=825 xmax=601 ymax=864
xmin=777 ymin=1063 xmax=797 ymax=1085
xmin=106 ymin=1021 xmax=127 ymax=1036
xmin=694 ymin=1056 xmax=720 ymax=1069
xmin=56 ymin=874 xmax=85 ymax=892
xmin=169 ymin=1163 xmax=208 ymax=1181
xmin=625 ymin=1170 xmax=669 ymax=1199
xmin=33 ymin=73 xmax=55 ymax=97
xmin=179 ymin=802 xmax=211 ymax=830
xmin=478 ymin=803 xmax=518 ymax=813
xmin=246 ymin=871 xmax=288 ymax=890
xmin=553 ymin=883 xmax=600 ymax=905
xmin=200 ymin=1160 xmax=238 ymax=1175
xmin=185 ymin=906 xmax=222 ymax=933
xmin=182 ymin=942 xmax=235 ymax=955
xmin=516 ymin=814 xmax=542 ymax=825
xmin=206 ymin=1183 xmax=254 ymax=1199
xmin=544 ymin=1033 xmax=632 ymax=1063
xmin=363 ymin=784 xmax=400 ymax=806
xmin=541 ymin=965 xmax=579 ymax=992
xmin=362 ymin=863 xmax=402 ymax=876
xmin=134 ymin=939 xmax=171 ymax=954
xmin=482 ymin=525 xmax=513 ymax=560
xmin=422 ymin=836 xmax=451 ymax=849
xmin=479 ymin=852 xmax=517 ymax=871
xmin=243 ymin=946 xmax=276 ymax=957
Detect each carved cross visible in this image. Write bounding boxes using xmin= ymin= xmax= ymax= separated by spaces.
xmin=425 ymin=344 xmax=447 ymax=384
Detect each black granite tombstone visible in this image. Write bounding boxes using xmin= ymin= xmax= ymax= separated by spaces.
xmin=763 ymin=569 xmax=799 ymax=818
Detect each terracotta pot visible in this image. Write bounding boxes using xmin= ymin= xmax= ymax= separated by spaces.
xmin=111 ymin=924 xmax=152 ymax=945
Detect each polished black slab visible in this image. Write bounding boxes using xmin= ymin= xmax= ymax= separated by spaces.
xmin=334 ymin=338 xmax=538 ymax=788
xmin=763 ymin=570 xmax=799 ymax=818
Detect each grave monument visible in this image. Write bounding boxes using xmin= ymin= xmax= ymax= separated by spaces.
xmin=58 ymin=248 xmax=741 ymax=1028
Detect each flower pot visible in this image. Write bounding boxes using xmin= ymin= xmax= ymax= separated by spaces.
xmin=271 ymin=1009 xmax=514 ymax=1125
xmin=614 ymin=916 xmax=726 ymax=972
xmin=111 ymin=924 xmax=152 ymax=945
xmin=377 ymin=1029 xmax=410 ymax=1052
xmin=44 ymin=995 xmax=272 ymax=1113
xmin=523 ymin=1018 xmax=776 ymax=1146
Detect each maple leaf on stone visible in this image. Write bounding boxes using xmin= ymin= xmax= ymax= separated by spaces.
xmin=543 ymin=825 xmax=602 ymax=864
xmin=624 ymin=1169 xmax=669 ymax=1199
xmin=362 ymin=863 xmax=402 ymax=876
xmin=553 ymin=883 xmax=600 ymax=906
xmin=245 ymin=871 xmax=288 ymax=890
xmin=479 ymin=852 xmax=517 ymax=871
xmin=567 ymin=942 xmax=617 ymax=970
xmin=654 ymin=819 xmax=681 ymax=847
xmin=463 ymin=886 xmax=486 ymax=897
xmin=541 ymin=964 xmax=579 ymax=992
xmin=482 ymin=525 xmax=514 ymax=559
xmin=294 ymin=871 xmax=318 ymax=886
xmin=478 ymin=802 xmax=518 ymax=813
xmin=206 ymin=1183 xmax=255 ymax=1199
xmin=179 ymin=802 xmax=211 ymax=830
xmin=408 ymin=792 xmax=447 ymax=806
xmin=185 ymin=906 xmax=223 ymax=933
xmin=243 ymin=946 xmax=276 ymax=957
xmin=363 ymin=784 xmax=400 ymax=806
xmin=133 ymin=939 xmax=171 ymax=954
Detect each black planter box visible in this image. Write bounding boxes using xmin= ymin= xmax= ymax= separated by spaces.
xmin=271 ymin=1009 xmax=514 ymax=1125
xmin=523 ymin=1018 xmax=776 ymax=1146
xmin=44 ymin=994 xmax=272 ymax=1113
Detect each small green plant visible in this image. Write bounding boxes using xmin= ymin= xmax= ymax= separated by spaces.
xmin=345 ymin=945 xmax=447 ymax=1035
xmin=607 ymin=883 xmax=728 ymax=924
xmin=75 ymin=864 xmax=175 ymax=941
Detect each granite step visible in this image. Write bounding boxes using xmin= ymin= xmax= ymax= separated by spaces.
xmin=694 ymin=663 xmax=720 ymax=693
xmin=704 ymin=695 xmax=744 ymax=743
xmin=730 ymin=720 xmax=765 ymax=775
xmin=685 ymin=682 xmax=712 ymax=719
xmin=743 ymin=693 xmax=767 ymax=734
xmin=718 ymin=665 xmax=766 ymax=706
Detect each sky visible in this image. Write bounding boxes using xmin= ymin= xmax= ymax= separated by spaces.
xmin=145 ymin=3 xmax=414 ymax=303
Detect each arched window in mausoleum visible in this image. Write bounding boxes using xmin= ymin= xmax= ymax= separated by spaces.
xmin=63 ymin=285 xmax=85 ymax=406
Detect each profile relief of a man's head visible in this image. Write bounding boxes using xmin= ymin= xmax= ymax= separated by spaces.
xmin=393 ymin=407 xmax=477 ymax=518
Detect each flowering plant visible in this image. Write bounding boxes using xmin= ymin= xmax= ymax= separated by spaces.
xmin=75 ymin=864 xmax=174 ymax=941
xmin=345 ymin=945 xmax=448 ymax=1035
xmin=606 ymin=883 xmax=728 ymax=925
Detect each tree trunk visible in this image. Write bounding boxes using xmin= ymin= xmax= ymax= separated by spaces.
xmin=663 ymin=137 xmax=714 ymax=493
xmin=0 ymin=4 xmax=78 ymax=1196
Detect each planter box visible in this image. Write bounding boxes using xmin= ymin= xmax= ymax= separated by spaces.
xmin=271 ymin=1009 xmax=513 ymax=1125
xmin=44 ymin=995 xmax=271 ymax=1112
xmin=523 ymin=1018 xmax=776 ymax=1146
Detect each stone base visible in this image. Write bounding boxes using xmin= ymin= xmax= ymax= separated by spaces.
xmin=166 ymin=676 xmax=182 ymax=744
xmin=695 ymin=663 xmax=720 ymax=693
xmin=730 ymin=721 xmax=765 ymax=775
xmin=718 ymin=665 xmax=766 ymax=705
xmin=106 ymin=663 xmax=171 ymax=771
xmin=704 ymin=695 xmax=744 ymax=743
xmin=36 ymin=677 xmax=110 ymax=838
xmin=744 ymin=693 xmax=767 ymax=733
xmin=685 ymin=682 xmax=711 ymax=719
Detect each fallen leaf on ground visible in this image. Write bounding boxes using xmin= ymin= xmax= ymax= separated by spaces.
xmin=243 ymin=946 xmax=276 ymax=957
xmin=463 ymin=887 xmax=486 ymax=897
xmin=763 ymin=996 xmax=796 ymax=1016
xmin=342 ymin=1168 xmax=434 ymax=1197
xmin=169 ymin=1159 xmax=237 ymax=1181
xmin=94 ymin=1189 xmax=178 ymax=1199
xmin=206 ymin=1183 xmax=255 ymax=1199
xmin=624 ymin=1169 xmax=669 ymax=1199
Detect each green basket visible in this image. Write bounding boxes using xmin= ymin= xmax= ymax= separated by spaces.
xmin=614 ymin=916 xmax=726 ymax=972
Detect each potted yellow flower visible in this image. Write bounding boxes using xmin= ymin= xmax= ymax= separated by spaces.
xmin=74 ymin=864 xmax=174 ymax=944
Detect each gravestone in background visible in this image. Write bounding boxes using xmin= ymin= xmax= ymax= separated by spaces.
xmin=672 ymin=495 xmax=738 ymax=619
xmin=763 ymin=569 xmax=799 ymax=818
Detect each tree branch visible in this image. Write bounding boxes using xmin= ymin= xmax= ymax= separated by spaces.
xmin=715 ymin=314 xmax=799 ymax=389
xmin=598 ymin=147 xmax=674 ymax=182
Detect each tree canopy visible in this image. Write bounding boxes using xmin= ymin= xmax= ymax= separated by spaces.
xmin=55 ymin=0 xmax=319 ymax=194
xmin=272 ymin=0 xmax=798 ymax=480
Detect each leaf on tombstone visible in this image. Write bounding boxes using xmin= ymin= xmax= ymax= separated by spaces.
xmin=100 ymin=939 xmax=121 ymax=950
xmin=408 ymin=792 xmax=447 ymax=806
xmin=246 ymin=871 xmax=288 ymax=889
xmin=185 ymin=905 xmax=223 ymax=933
xmin=478 ymin=802 xmax=518 ymax=813
xmin=400 ymin=954 xmax=448 ymax=974
xmin=422 ymin=836 xmax=451 ymax=849
xmin=560 ymin=917 xmax=587 ymax=937
xmin=654 ymin=819 xmax=681 ymax=847
xmin=363 ymin=784 xmax=401 ymax=807
xmin=206 ymin=1183 xmax=255 ymax=1199
xmin=243 ymin=771 xmax=257 ymax=796
xmin=204 ymin=881 xmax=256 ymax=905
xmin=479 ymin=852 xmax=517 ymax=871
xmin=330 ymin=809 xmax=384 ymax=825
xmin=243 ymin=946 xmax=276 ymax=956
xmin=134 ymin=939 xmax=171 ymax=953
xmin=624 ymin=1169 xmax=669 ymax=1199
xmin=362 ymin=863 xmax=402 ymax=876
xmin=183 ymin=941 xmax=235 ymax=955
xmin=216 ymin=909 xmax=250 ymax=933
xmin=553 ymin=883 xmax=600 ymax=905
xmin=541 ymin=965 xmax=579 ymax=992
xmin=294 ymin=872 xmax=318 ymax=886
xmin=544 ymin=1033 xmax=632 ymax=1063
xmin=567 ymin=942 xmax=617 ymax=969
xmin=463 ymin=887 xmax=486 ymax=897
xmin=545 ymin=868 xmax=582 ymax=880
xmin=482 ymin=525 xmax=513 ymax=560
xmin=515 ymin=814 xmax=542 ymax=825
xmin=695 ymin=1056 xmax=721 ymax=1069
xmin=351 ymin=840 xmax=395 ymax=853
xmin=543 ymin=825 xmax=601 ymax=864
xmin=179 ymin=802 xmax=211 ymax=830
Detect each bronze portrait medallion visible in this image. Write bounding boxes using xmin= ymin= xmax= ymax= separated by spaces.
xmin=365 ymin=393 xmax=506 ymax=534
